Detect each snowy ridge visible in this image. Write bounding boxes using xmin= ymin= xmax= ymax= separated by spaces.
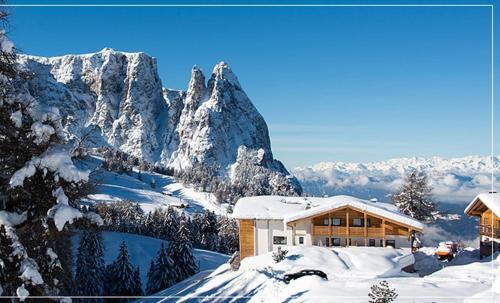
xmin=293 ymin=155 xmax=499 ymax=203
xmin=16 ymin=49 xmax=301 ymax=194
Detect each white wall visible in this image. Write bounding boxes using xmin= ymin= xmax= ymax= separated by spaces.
xmin=385 ymin=235 xmax=412 ymax=248
xmin=255 ymin=219 xmax=289 ymax=255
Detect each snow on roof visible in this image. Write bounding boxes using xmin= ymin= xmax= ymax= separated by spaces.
xmin=233 ymin=195 xmax=424 ymax=230
xmin=464 ymin=192 xmax=500 ymax=217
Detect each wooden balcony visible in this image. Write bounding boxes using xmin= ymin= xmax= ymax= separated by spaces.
xmin=479 ymin=225 xmax=500 ymax=238
xmin=312 ymin=225 xmax=384 ymax=238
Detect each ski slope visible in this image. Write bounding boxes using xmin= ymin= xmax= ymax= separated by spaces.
xmin=138 ymin=246 xmax=499 ymax=303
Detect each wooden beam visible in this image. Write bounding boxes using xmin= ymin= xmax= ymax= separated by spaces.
xmin=382 ymin=219 xmax=386 ymax=247
xmin=346 ymin=208 xmax=350 ymax=247
xmin=328 ymin=212 xmax=332 ymax=247
xmin=364 ymin=213 xmax=368 ymax=246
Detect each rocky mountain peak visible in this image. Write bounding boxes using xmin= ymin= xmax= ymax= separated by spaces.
xmin=16 ymin=50 xmax=303 ymax=197
xmin=186 ymin=65 xmax=207 ymax=107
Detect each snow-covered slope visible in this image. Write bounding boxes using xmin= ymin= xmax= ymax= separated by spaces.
xmin=72 ymin=231 xmax=229 ymax=290
xmin=16 ymin=49 xmax=301 ymax=195
xmin=294 ymin=155 xmax=498 ymax=204
xmin=78 ymin=156 xmax=226 ymax=215
xmin=138 ymin=246 xmax=499 ymax=303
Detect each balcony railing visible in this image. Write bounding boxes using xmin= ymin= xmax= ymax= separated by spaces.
xmin=312 ymin=225 xmax=383 ymax=237
xmin=479 ymin=225 xmax=500 ymax=238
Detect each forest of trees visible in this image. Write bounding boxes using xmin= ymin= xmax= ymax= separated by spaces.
xmin=91 ymin=202 xmax=239 ymax=255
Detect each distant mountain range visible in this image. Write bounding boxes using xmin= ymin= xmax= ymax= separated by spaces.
xmin=293 ymin=155 xmax=498 ymax=205
xmin=16 ymin=48 xmax=301 ymax=195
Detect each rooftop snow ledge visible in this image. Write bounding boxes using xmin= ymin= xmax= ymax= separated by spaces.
xmin=233 ymin=195 xmax=424 ymax=230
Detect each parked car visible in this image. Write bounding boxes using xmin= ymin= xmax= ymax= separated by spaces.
xmin=435 ymin=241 xmax=458 ymax=261
xmin=283 ymin=269 xmax=328 ymax=283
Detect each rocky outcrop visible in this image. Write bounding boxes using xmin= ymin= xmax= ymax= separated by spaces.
xmin=16 ymin=49 xmax=302 ymax=195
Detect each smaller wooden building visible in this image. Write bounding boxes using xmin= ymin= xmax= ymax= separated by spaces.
xmin=233 ymin=195 xmax=424 ymax=260
xmin=464 ymin=192 xmax=500 ymax=258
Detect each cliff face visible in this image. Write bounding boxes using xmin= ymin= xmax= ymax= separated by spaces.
xmin=17 ymin=49 xmax=302 ymax=195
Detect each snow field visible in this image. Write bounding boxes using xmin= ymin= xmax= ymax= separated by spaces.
xmin=140 ymin=246 xmax=499 ymax=303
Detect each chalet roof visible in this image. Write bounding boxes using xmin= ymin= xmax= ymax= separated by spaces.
xmin=233 ymin=195 xmax=424 ymax=230
xmin=464 ymin=193 xmax=500 ymax=217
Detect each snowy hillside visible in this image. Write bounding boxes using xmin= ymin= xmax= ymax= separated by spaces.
xmin=138 ymin=246 xmax=499 ymax=303
xmin=72 ymin=231 xmax=229 ymax=290
xmin=77 ymin=156 xmax=227 ymax=215
xmin=293 ymin=155 xmax=498 ymax=204
xmin=16 ymin=49 xmax=301 ymax=195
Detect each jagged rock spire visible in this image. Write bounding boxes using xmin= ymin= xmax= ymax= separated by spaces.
xmin=186 ymin=65 xmax=207 ymax=107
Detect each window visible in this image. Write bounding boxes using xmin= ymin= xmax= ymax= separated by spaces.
xmin=369 ymin=239 xmax=376 ymax=247
xmin=323 ymin=218 xmax=329 ymax=226
xmin=484 ymin=218 xmax=490 ymax=225
xmin=273 ymin=236 xmax=287 ymax=245
xmin=353 ymin=218 xmax=364 ymax=227
xmin=379 ymin=239 xmax=383 ymax=247
xmin=332 ymin=238 xmax=341 ymax=246
xmin=299 ymin=236 xmax=304 ymax=245
xmin=332 ymin=218 xmax=341 ymax=226
xmin=366 ymin=218 xmax=372 ymax=227
xmin=386 ymin=240 xmax=396 ymax=248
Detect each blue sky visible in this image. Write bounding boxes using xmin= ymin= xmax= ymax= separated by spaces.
xmin=6 ymin=1 xmax=497 ymax=167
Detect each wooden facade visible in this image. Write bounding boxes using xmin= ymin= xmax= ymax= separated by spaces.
xmin=239 ymin=219 xmax=255 ymax=259
xmin=465 ymin=196 xmax=500 ymax=258
xmin=293 ymin=206 xmax=419 ymax=247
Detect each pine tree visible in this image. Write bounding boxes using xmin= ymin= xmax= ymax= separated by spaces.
xmin=145 ymin=242 xmax=175 ymax=295
xmin=0 ymin=6 xmax=90 ymax=298
xmin=168 ymin=219 xmax=197 ymax=282
xmin=200 ymin=210 xmax=219 ymax=251
xmin=217 ymin=216 xmax=239 ymax=254
xmin=162 ymin=206 xmax=179 ymax=241
xmin=74 ymin=230 xmax=106 ymax=302
xmin=132 ymin=267 xmax=143 ymax=297
xmin=391 ymin=170 xmax=437 ymax=222
xmin=106 ymin=242 xmax=142 ymax=302
xmin=368 ymin=280 xmax=398 ymax=303
xmin=0 ymin=224 xmax=21 ymax=296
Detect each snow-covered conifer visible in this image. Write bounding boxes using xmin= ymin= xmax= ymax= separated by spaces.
xmin=391 ymin=170 xmax=437 ymax=222
xmin=0 ymin=6 xmax=89 ymax=298
xmin=200 ymin=210 xmax=219 ymax=251
xmin=162 ymin=206 xmax=179 ymax=241
xmin=0 ymin=224 xmax=22 ymax=296
xmin=145 ymin=242 xmax=175 ymax=295
xmin=106 ymin=242 xmax=142 ymax=301
xmin=167 ymin=219 xmax=197 ymax=282
xmin=368 ymin=280 xmax=398 ymax=303
xmin=74 ymin=229 xmax=106 ymax=301
xmin=217 ymin=216 xmax=239 ymax=254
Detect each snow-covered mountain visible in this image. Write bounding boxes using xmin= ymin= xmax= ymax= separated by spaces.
xmin=16 ymin=48 xmax=301 ymax=194
xmin=293 ymin=155 xmax=498 ymax=204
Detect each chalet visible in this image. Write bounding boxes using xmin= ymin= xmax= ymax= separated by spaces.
xmin=464 ymin=192 xmax=500 ymax=258
xmin=233 ymin=195 xmax=424 ymax=259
